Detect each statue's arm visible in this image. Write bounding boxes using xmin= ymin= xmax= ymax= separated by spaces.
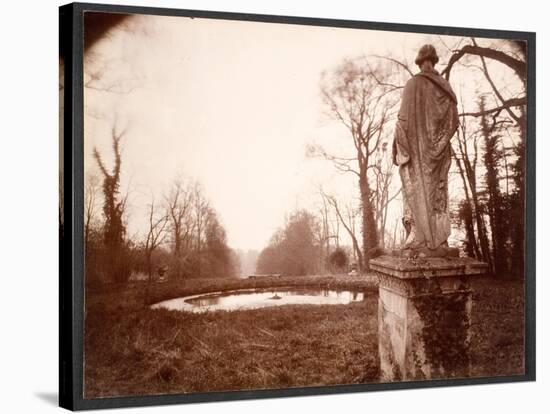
xmin=392 ymin=78 xmax=415 ymax=166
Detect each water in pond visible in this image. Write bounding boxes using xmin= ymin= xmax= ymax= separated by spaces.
xmin=151 ymin=288 xmax=365 ymax=313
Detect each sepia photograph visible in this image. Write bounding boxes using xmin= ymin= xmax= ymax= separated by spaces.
xmin=59 ymin=5 xmax=533 ymax=405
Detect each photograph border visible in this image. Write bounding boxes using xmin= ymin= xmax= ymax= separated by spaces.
xmin=59 ymin=2 xmax=536 ymax=410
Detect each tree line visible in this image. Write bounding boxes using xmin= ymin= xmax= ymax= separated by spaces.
xmin=256 ymin=209 xmax=350 ymax=276
xmin=85 ymin=129 xmax=240 ymax=286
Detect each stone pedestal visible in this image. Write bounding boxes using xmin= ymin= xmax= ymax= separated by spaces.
xmin=370 ymin=255 xmax=487 ymax=381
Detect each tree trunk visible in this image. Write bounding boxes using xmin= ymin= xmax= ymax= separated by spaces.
xmin=453 ymin=150 xmax=482 ymax=259
xmin=144 ymin=250 xmax=153 ymax=306
xmin=460 ymin=201 xmax=478 ymax=258
xmin=481 ymin=111 xmax=506 ymax=275
xmin=511 ymin=114 xmax=526 ymax=279
xmin=470 ymin=187 xmax=493 ymax=272
xmin=359 ymin=173 xmax=378 ymax=270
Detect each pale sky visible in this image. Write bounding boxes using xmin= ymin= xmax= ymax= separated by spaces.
xmin=84 ymin=13 xmax=519 ymax=251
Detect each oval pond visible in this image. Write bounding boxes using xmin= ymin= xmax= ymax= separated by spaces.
xmin=151 ymin=288 xmax=366 ymax=313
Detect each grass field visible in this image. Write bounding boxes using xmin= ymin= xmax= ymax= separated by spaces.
xmin=83 ymin=274 xmax=524 ymax=398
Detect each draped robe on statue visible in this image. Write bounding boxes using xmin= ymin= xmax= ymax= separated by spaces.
xmin=392 ymin=69 xmax=459 ymax=250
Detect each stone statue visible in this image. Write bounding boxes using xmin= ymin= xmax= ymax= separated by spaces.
xmin=392 ymin=45 xmax=459 ymax=255
xmin=374 ymin=46 xmax=487 ymax=381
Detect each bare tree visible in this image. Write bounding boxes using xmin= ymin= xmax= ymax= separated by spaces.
xmin=83 ymin=171 xmax=103 ymax=284
xmin=165 ymin=177 xmax=194 ymax=278
xmin=84 ymin=172 xmax=101 ymax=251
xmin=142 ymin=196 xmax=169 ymax=303
xmin=144 ymin=197 xmax=169 ymax=281
xmin=319 ymin=188 xmax=363 ymax=272
xmin=479 ymin=96 xmax=507 ymax=275
xmin=344 ymin=200 xmax=361 ymax=263
xmin=317 ymin=196 xmax=331 ymax=274
xmin=451 ymin=97 xmax=493 ymax=270
xmin=370 ymin=142 xmax=401 ymax=248
xmin=442 ymin=40 xmax=526 ymax=84
xmin=317 ymin=58 xmax=398 ymax=268
xmin=192 ymin=182 xmax=210 ymax=277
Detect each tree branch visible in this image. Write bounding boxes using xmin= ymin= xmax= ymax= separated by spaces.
xmin=459 ymin=97 xmax=526 ymax=117
xmin=442 ymin=44 xmax=526 ymax=81
xmin=372 ymin=55 xmax=414 ymax=77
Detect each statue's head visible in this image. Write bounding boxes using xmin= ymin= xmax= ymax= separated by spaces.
xmin=415 ymin=44 xmax=439 ymax=68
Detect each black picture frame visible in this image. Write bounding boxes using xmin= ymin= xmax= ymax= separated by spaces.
xmin=59 ymin=2 xmax=536 ymax=410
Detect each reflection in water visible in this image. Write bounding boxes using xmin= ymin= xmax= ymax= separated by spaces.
xmin=152 ymin=288 xmax=365 ymax=313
